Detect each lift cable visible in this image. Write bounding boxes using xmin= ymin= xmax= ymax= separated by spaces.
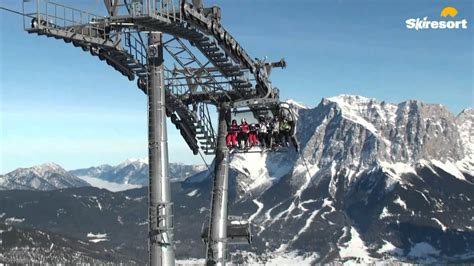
xmin=0 ymin=6 xmax=32 ymax=17
xmin=286 ymin=106 xmax=316 ymax=189
xmin=198 ymin=149 xmax=211 ymax=172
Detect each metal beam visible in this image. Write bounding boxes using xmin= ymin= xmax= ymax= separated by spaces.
xmin=206 ymin=107 xmax=230 ymax=265
xmin=148 ymin=32 xmax=175 ymax=266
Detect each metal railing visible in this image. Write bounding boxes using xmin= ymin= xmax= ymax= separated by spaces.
xmin=124 ymin=31 xmax=148 ymax=67
xmin=23 ymin=0 xmax=107 ymax=39
xmin=164 ymin=37 xmax=233 ymax=101
xmin=165 ymin=68 xmax=190 ymax=96
xmin=146 ymin=0 xmax=182 ymax=21
xmin=198 ymin=103 xmax=216 ymax=150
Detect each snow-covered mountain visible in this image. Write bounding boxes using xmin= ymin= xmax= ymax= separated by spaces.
xmin=0 ymin=95 xmax=472 ymax=264
xmin=221 ymin=95 xmax=473 ymax=263
xmin=226 ymin=96 xmax=472 ymax=197
xmin=69 ymin=164 xmax=113 ymax=179
xmin=0 ymin=163 xmax=90 ymax=191
xmin=70 ymin=158 xmax=207 ymax=185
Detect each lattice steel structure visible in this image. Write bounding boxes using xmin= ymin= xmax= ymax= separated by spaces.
xmin=20 ymin=1 xmax=286 ymax=265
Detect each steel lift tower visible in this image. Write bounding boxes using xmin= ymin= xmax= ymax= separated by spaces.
xmin=19 ymin=0 xmax=286 ymax=264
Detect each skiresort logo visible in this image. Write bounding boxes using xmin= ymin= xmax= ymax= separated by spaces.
xmin=440 ymin=6 xmax=458 ymax=18
xmin=406 ymin=6 xmax=468 ymax=30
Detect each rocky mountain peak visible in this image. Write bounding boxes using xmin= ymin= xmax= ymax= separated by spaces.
xmin=0 ymin=163 xmax=89 ymax=191
xmin=456 ymin=108 xmax=473 ymax=156
xmin=227 ymin=95 xmax=471 ymax=199
xmin=117 ymin=158 xmax=148 ymax=168
xmin=31 ymin=162 xmax=66 ymax=175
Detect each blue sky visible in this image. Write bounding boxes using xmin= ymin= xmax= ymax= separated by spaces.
xmin=0 ymin=0 xmax=472 ymax=173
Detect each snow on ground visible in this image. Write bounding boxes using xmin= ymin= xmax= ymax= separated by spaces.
xmin=320 ymin=198 xmax=335 ymax=223
xmin=415 ymin=189 xmax=430 ymax=203
xmin=260 ymin=201 xmax=285 ymax=234
xmin=125 ymin=196 xmax=146 ymax=201
xmin=87 ymin=232 xmax=109 ymax=243
xmin=177 ymin=252 xmax=318 ymax=266
xmin=322 ymin=198 xmax=335 ymax=211
xmin=186 ymin=189 xmax=199 ymax=197
xmin=286 ymin=99 xmax=308 ymax=110
xmin=431 ymin=217 xmax=447 ymax=232
xmin=297 ymin=199 xmax=317 ymax=212
xmin=327 ymin=95 xmax=379 ymax=136
xmin=394 ymin=196 xmax=407 ymax=210
xmin=431 ymin=160 xmax=467 ymax=181
xmin=78 ymin=175 xmax=141 ymax=192
xmin=292 ymin=162 xmax=319 ymax=198
xmin=5 ymin=217 xmax=25 ymax=224
xmin=264 ymin=251 xmax=318 ymax=265
xmin=379 ymin=207 xmax=391 ymax=219
xmin=230 ymin=152 xmax=293 ymax=196
xmin=408 ymin=242 xmax=440 ymax=258
xmin=248 ymin=199 xmax=264 ymax=222
xmin=377 ymin=240 xmax=404 ymax=256
xmin=87 ymin=233 xmax=107 ymax=238
xmin=338 ymin=227 xmax=372 ymax=263
xmin=328 ymin=162 xmax=338 ymax=197
xmin=290 ymin=208 xmax=321 ymax=243
xmin=237 ymin=250 xmax=318 ymax=265
xmin=274 ymin=202 xmax=297 ymax=222
xmin=89 ymin=238 xmax=109 ymax=243
xmin=176 ymin=258 xmax=205 ymax=265
xmin=380 ymin=161 xmax=416 ymax=190
xmin=91 ymin=196 xmax=102 ymax=211
xmin=456 ymin=156 xmax=474 ymax=176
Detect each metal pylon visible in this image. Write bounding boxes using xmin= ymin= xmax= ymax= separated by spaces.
xmin=148 ymin=32 xmax=175 ymax=266
xmin=206 ymin=106 xmax=230 ymax=265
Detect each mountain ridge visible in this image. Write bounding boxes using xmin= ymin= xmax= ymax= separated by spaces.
xmin=0 ymin=163 xmax=90 ymax=191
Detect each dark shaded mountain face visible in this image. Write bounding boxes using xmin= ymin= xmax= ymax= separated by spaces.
xmin=0 ymin=163 xmax=89 ymax=191
xmin=70 ymin=159 xmax=207 ymax=185
xmin=0 ymin=95 xmax=472 ymax=264
xmin=0 ymin=222 xmax=136 ymax=264
xmin=0 ymin=186 xmax=210 ymax=264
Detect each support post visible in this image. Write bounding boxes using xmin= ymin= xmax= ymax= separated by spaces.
xmin=148 ymin=32 xmax=175 ymax=266
xmin=206 ymin=107 xmax=230 ymax=265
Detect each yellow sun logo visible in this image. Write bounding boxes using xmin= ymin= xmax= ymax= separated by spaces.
xmin=440 ymin=6 xmax=458 ymax=17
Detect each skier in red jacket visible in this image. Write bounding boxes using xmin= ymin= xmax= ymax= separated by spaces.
xmin=226 ymin=119 xmax=239 ymax=148
xmin=248 ymin=123 xmax=259 ymax=147
xmin=238 ymin=118 xmax=250 ymax=149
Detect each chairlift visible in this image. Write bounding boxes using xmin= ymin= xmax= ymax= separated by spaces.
xmin=225 ymin=99 xmax=299 ymax=153
xmin=201 ymin=216 xmax=252 ymax=245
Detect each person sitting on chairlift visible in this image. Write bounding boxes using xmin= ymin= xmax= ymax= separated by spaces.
xmin=238 ymin=118 xmax=250 ymax=149
xmin=258 ymin=116 xmax=269 ymax=148
xmin=279 ymin=117 xmax=291 ymax=147
xmin=226 ymin=119 xmax=239 ymax=148
xmin=248 ymin=122 xmax=259 ymax=147
xmin=288 ymin=119 xmax=299 ymax=152
xmin=269 ymin=117 xmax=280 ymax=148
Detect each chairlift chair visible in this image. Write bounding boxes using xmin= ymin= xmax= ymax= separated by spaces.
xmin=201 ymin=216 xmax=252 ymax=245
xmin=226 ymin=100 xmax=299 ymax=153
